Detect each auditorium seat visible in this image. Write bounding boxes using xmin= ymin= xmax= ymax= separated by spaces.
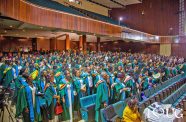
xmin=80 ymin=73 xmax=186 ymax=121
xmin=26 ymin=0 xmax=126 ymax=26
xmin=162 ymin=83 xmax=186 ymax=107
xmin=27 ymin=0 xmax=84 ymax=16
xmin=80 ymin=94 xmax=96 ymax=121
xmin=100 ymin=101 xmax=126 ymax=122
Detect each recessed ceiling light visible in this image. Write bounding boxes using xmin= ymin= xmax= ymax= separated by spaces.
xmin=4 ymin=30 xmax=7 ymax=33
xmin=10 ymin=25 xmax=13 ymax=28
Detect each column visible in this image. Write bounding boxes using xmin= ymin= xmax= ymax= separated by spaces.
xmin=79 ymin=35 xmax=83 ymax=51
xmin=65 ymin=34 xmax=70 ymax=50
xmin=50 ymin=38 xmax=57 ymax=50
xmin=82 ymin=35 xmax=87 ymax=51
xmin=37 ymin=37 xmax=50 ymax=51
xmin=97 ymin=37 xmax=101 ymax=52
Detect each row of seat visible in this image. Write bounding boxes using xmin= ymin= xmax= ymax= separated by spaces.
xmin=100 ymin=74 xmax=186 ymax=122
xmin=26 ymin=0 xmax=125 ymax=26
xmin=138 ymin=77 xmax=186 ymax=114
xmin=69 ymin=6 xmax=127 ymax=26
xmin=162 ymin=83 xmax=186 ymax=106
xmin=142 ymin=73 xmax=184 ymax=100
xmin=27 ymin=0 xmax=84 ymax=16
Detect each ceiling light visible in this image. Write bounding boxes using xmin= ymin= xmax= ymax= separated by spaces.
xmin=4 ymin=30 xmax=7 ymax=33
xmin=9 ymin=25 xmax=13 ymax=28
xmin=119 ymin=17 xmax=123 ymax=21
xmin=155 ymin=36 xmax=159 ymax=40
xmin=174 ymin=37 xmax=180 ymax=43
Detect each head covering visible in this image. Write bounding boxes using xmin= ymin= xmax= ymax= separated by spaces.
xmin=117 ymin=72 xmax=125 ymax=78
xmin=152 ymin=68 xmax=161 ymax=79
xmin=75 ymin=64 xmax=81 ymax=70
xmin=128 ymin=96 xmax=138 ymax=109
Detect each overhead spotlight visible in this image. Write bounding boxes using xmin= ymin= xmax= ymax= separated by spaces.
xmin=4 ymin=30 xmax=7 ymax=33
xmin=118 ymin=17 xmax=123 ymax=25
xmin=155 ymin=36 xmax=159 ymax=40
xmin=174 ymin=37 xmax=180 ymax=43
xmin=169 ymin=27 xmax=173 ymax=30
xmin=142 ymin=10 xmax=145 ymax=15
xmin=119 ymin=17 xmax=123 ymax=21
xmin=9 ymin=25 xmax=13 ymax=28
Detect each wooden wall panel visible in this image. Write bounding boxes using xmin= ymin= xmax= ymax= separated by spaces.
xmin=57 ymin=39 xmax=65 ymax=51
xmin=70 ymin=41 xmax=79 ymax=50
xmin=0 ymin=0 xmax=122 ymax=37
xmin=110 ymin=0 xmax=179 ymax=36
xmin=87 ymin=42 xmax=97 ymax=51
xmin=100 ymin=41 xmax=160 ymax=54
xmin=37 ymin=38 xmax=50 ymax=51
xmin=171 ymin=43 xmax=186 ymax=58
xmin=0 ymin=37 xmax=32 ymax=52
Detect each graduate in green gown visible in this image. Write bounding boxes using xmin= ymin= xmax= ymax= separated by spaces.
xmin=111 ymin=73 xmax=130 ymax=102
xmin=65 ymin=69 xmax=75 ymax=121
xmin=164 ymin=64 xmax=171 ymax=79
xmin=94 ymin=72 xmax=109 ymax=122
xmin=123 ymin=73 xmax=135 ymax=98
xmin=16 ymin=73 xmax=35 ymax=122
xmin=44 ymin=71 xmax=60 ymax=120
xmin=54 ymin=68 xmax=71 ymax=121
xmin=2 ymin=60 xmax=14 ymax=88
xmin=72 ymin=68 xmax=86 ymax=119
xmin=0 ymin=59 xmax=6 ymax=84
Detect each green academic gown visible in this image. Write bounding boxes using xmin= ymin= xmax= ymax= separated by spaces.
xmin=3 ymin=67 xmax=14 ymax=88
xmin=45 ymin=84 xmax=57 ymax=120
xmin=124 ymin=76 xmax=135 ymax=98
xmin=94 ymin=75 xmax=109 ymax=122
xmin=56 ymin=76 xmax=70 ymax=121
xmin=0 ymin=63 xmax=6 ymax=84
